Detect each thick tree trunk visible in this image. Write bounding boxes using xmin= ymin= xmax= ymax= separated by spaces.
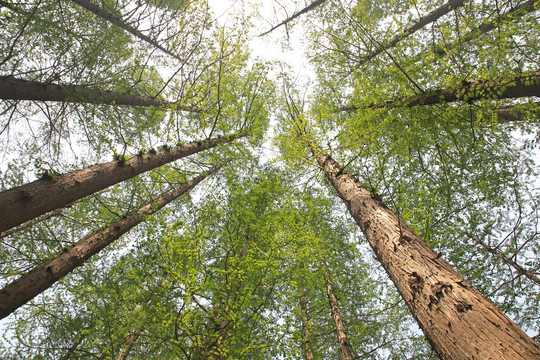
xmin=492 ymin=102 xmax=540 ymax=122
xmin=360 ymin=0 xmax=464 ymax=64
xmin=0 ymin=166 xmax=219 ymax=319
xmin=0 ymin=132 xmax=243 ymax=233
xmin=259 ymin=0 xmax=327 ymax=36
xmin=69 ymin=0 xmax=183 ymax=61
xmin=304 ymin=137 xmax=540 ymax=359
xmin=474 ymin=237 xmax=540 ymax=286
xmin=116 ymin=324 xmax=145 ymax=360
xmin=340 ymin=71 xmax=540 ymax=111
xmin=0 ymin=76 xmax=199 ymax=111
xmin=299 ymin=294 xmax=315 ymax=360
xmin=319 ymin=254 xmax=354 ymax=360
xmin=435 ymin=0 xmax=540 ymax=56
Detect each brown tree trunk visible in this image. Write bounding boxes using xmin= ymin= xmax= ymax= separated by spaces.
xmin=319 ymin=254 xmax=354 ymax=360
xmin=473 ymin=237 xmax=540 ymax=286
xmin=69 ymin=0 xmax=183 ymax=61
xmin=116 ymin=323 xmax=145 ymax=360
xmin=259 ymin=0 xmax=327 ymax=36
xmin=340 ymin=71 xmax=540 ymax=111
xmin=0 ymin=132 xmax=243 ymax=233
xmin=0 ymin=76 xmax=199 ymax=111
xmin=360 ymin=0 xmax=464 ymax=64
xmin=304 ymin=137 xmax=540 ymax=359
xmin=492 ymin=102 xmax=540 ymax=122
xmin=435 ymin=0 xmax=540 ymax=56
xmin=299 ymin=294 xmax=315 ymax=360
xmin=0 ymin=166 xmax=219 ymax=319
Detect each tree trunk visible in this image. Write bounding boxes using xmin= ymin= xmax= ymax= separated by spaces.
xmin=299 ymin=294 xmax=315 ymax=360
xmin=259 ymin=0 xmax=327 ymax=36
xmin=492 ymin=102 xmax=540 ymax=122
xmin=0 ymin=132 xmax=243 ymax=233
xmin=303 ymin=137 xmax=540 ymax=359
xmin=319 ymin=254 xmax=354 ymax=360
xmin=0 ymin=166 xmax=219 ymax=319
xmin=0 ymin=76 xmax=199 ymax=112
xmin=340 ymin=71 xmax=540 ymax=111
xmin=116 ymin=323 xmax=145 ymax=360
xmin=360 ymin=0 xmax=464 ymax=64
xmin=435 ymin=0 xmax=540 ymax=57
xmin=69 ymin=0 xmax=183 ymax=62
xmin=473 ymin=237 xmax=540 ymax=286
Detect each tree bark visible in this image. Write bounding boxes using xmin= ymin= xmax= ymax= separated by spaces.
xmin=340 ymin=71 xmax=540 ymax=111
xmin=69 ymin=0 xmax=184 ymax=62
xmin=473 ymin=237 xmax=540 ymax=286
xmin=259 ymin=0 xmax=327 ymax=37
xmin=434 ymin=0 xmax=540 ymax=57
xmin=303 ymin=137 xmax=540 ymax=359
xmin=299 ymin=294 xmax=315 ymax=360
xmin=319 ymin=254 xmax=354 ymax=360
xmin=116 ymin=323 xmax=145 ymax=360
xmin=0 ymin=166 xmax=219 ymax=320
xmin=359 ymin=0 xmax=464 ymax=65
xmin=0 ymin=132 xmax=244 ymax=233
xmin=0 ymin=76 xmax=199 ymax=112
xmin=492 ymin=101 xmax=540 ymax=122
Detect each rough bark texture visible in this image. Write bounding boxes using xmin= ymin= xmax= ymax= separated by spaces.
xmin=0 ymin=76 xmax=201 ymax=111
xmin=300 ymin=294 xmax=315 ymax=360
xmin=70 ymin=0 xmax=183 ymax=61
xmin=116 ymin=324 xmax=145 ymax=360
xmin=435 ymin=0 xmax=540 ymax=57
xmin=0 ymin=167 xmax=218 ymax=319
xmin=0 ymin=133 xmax=243 ymax=233
xmin=474 ymin=237 xmax=540 ymax=285
xmin=305 ymin=138 xmax=540 ymax=359
xmin=360 ymin=0 xmax=464 ymax=64
xmin=341 ymin=71 xmax=540 ymax=111
xmin=320 ymin=255 xmax=353 ymax=360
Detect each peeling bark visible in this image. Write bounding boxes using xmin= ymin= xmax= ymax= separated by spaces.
xmin=340 ymin=71 xmax=540 ymax=111
xmin=0 ymin=133 xmax=243 ymax=233
xmin=304 ymin=137 xmax=540 ymax=359
xmin=320 ymin=254 xmax=354 ymax=360
xmin=0 ymin=166 xmax=219 ymax=319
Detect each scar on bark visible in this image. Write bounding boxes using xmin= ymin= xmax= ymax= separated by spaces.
xmin=428 ymin=282 xmax=453 ymax=309
xmin=455 ymin=300 xmax=473 ymax=313
xmin=409 ymin=272 xmax=424 ymax=297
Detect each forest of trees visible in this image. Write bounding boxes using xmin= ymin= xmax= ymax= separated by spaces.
xmin=0 ymin=0 xmax=539 ymax=358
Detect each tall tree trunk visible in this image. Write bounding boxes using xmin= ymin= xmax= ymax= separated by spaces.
xmin=340 ymin=71 xmax=540 ymax=111
xmin=473 ymin=237 xmax=540 ymax=286
xmin=0 ymin=132 xmax=243 ymax=233
xmin=359 ymin=0 xmax=464 ymax=65
xmin=0 ymin=166 xmax=219 ymax=319
xmin=0 ymin=76 xmax=199 ymax=112
xmin=259 ymin=0 xmax=327 ymax=36
xmin=303 ymin=136 xmax=540 ymax=359
xmin=69 ymin=0 xmax=183 ymax=61
xmin=116 ymin=323 xmax=145 ymax=360
xmin=299 ymin=294 xmax=315 ymax=360
xmin=319 ymin=254 xmax=354 ymax=360
xmin=435 ymin=0 xmax=540 ymax=57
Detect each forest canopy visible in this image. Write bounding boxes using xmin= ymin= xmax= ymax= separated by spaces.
xmin=0 ymin=0 xmax=539 ymax=359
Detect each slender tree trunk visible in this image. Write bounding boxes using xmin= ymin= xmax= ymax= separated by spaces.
xmin=435 ymin=0 xmax=540 ymax=57
xmin=299 ymin=294 xmax=315 ymax=360
xmin=319 ymin=254 xmax=354 ymax=360
xmin=116 ymin=323 xmax=145 ymax=360
xmin=303 ymin=137 xmax=540 ymax=359
xmin=0 ymin=76 xmax=199 ymax=112
xmin=359 ymin=0 xmax=464 ymax=64
xmin=259 ymin=0 xmax=327 ymax=36
xmin=0 ymin=132 xmax=243 ymax=233
xmin=473 ymin=237 xmax=540 ymax=286
xmin=69 ymin=0 xmax=183 ymax=61
xmin=59 ymin=336 xmax=83 ymax=360
xmin=0 ymin=166 xmax=219 ymax=319
xmin=340 ymin=71 xmax=540 ymax=111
